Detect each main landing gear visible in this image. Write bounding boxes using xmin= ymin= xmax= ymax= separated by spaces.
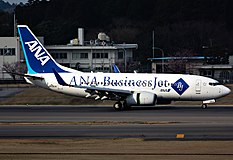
xmin=201 ymin=104 xmax=208 ymax=109
xmin=113 ymin=102 xmax=122 ymax=111
xmin=113 ymin=101 xmax=131 ymax=111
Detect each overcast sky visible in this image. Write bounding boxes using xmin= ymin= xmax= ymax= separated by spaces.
xmin=4 ymin=0 xmax=27 ymax=4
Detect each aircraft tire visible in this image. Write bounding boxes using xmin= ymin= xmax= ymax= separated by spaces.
xmin=113 ymin=102 xmax=122 ymax=111
xmin=201 ymin=104 xmax=208 ymax=109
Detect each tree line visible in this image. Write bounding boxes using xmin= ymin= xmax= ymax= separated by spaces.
xmin=4 ymin=0 xmax=233 ymax=63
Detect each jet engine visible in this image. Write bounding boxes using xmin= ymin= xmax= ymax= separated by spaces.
xmin=125 ymin=92 xmax=157 ymax=106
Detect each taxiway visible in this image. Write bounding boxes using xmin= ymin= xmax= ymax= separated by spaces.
xmin=0 ymin=105 xmax=232 ymax=140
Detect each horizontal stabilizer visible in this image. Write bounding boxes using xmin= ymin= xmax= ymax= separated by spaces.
xmin=6 ymin=72 xmax=44 ymax=80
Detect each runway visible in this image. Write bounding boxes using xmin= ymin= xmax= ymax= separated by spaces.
xmin=0 ymin=105 xmax=233 ymax=140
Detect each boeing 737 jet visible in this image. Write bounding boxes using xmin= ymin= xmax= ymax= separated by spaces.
xmin=17 ymin=25 xmax=231 ymax=110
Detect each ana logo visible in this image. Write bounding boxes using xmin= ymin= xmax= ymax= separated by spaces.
xmin=172 ymin=78 xmax=189 ymax=95
xmin=160 ymin=89 xmax=171 ymax=92
xmin=25 ymin=40 xmax=50 ymax=66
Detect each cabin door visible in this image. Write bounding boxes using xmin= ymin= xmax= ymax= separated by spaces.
xmin=195 ymin=79 xmax=201 ymax=94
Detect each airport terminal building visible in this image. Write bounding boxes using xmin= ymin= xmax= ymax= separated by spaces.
xmin=46 ymin=29 xmax=138 ymax=72
xmin=46 ymin=44 xmax=137 ymax=72
xmin=0 ymin=37 xmax=21 ymax=80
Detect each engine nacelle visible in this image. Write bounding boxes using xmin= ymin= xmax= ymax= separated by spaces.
xmin=126 ymin=92 xmax=157 ymax=106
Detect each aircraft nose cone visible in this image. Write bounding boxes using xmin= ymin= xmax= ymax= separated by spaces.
xmin=223 ymin=87 xmax=231 ymax=96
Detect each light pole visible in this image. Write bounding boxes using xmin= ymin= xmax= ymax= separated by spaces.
xmin=122 ymin=48 xmax=127 ymax=72
xmin=152 ymin=30 xmax=155 ymax=58
xmin=153 ymin=47 xmax=164 ymax=73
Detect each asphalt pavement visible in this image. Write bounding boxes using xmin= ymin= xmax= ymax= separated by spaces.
xmin=0 ymin=105 xmax=232 ymax=140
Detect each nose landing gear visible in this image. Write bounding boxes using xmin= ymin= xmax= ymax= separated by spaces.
xmin=201 ymin=99 xmax=216 ymax=109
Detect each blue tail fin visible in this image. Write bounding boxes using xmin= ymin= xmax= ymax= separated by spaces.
xmin=18 ymin=25 xmax=68 ymax=74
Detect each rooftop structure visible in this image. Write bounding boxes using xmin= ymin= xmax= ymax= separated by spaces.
xmin=46 ymin=28 xmax=138 ymax=72
xmin=149 ymin=56 xmax=233 ymax=83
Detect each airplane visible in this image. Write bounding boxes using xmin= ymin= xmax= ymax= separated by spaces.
xmin=17 ymin=25 xmax=231 ymax=111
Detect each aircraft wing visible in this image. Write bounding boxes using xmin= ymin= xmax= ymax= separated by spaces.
xmin=53 ymin=69 xmax=132 ymax=101
xmin=80 ymin=85 xmax=133 ymax=101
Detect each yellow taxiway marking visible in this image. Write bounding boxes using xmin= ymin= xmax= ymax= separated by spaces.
xmin=176 ymin=134 xmax=185 ymax=139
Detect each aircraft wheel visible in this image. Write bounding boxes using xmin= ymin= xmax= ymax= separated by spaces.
xmin=201 ymin=104 xmax=208 ymax=109
xmin=113 ymin=102 xmax=122 ymax=111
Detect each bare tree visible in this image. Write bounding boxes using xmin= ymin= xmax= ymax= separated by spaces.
xmin=166 ymin=49 xmax=195 ymax=74
xmin=2 ymin=62 xmax=27 ymax=80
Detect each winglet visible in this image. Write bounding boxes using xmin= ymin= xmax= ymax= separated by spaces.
xmin=113 ymin=64 xmax=121 ymax=73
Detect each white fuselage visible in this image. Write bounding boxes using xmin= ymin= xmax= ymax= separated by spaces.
xmin=29 ymin=72 xmax=230 ymax=102
xmin=18 ymin=25 xmax=231 ymax=109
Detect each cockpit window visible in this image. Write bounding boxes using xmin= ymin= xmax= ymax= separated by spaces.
xmin=209 ymin=82 xmax=221 ymax=86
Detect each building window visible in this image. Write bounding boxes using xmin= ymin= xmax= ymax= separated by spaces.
xmin=220 ymin=71 xmax=230 ymax=80
xmin=72 ymin=53 xmax=79 ymax=60
xmin=118 ymin=51 xmax=123 ymax=59
xmin=92 ymin=53 xmax=108 ymax=59
xmin=51 ymin=53 xmax=67 ymax=59
xmin=60 ymin=53 xmax=67 ymax=59
xmin=96 ymin=53 xmax=100 ymax=58
xmin=51 ymin=53 xmax=57 ymax=59
xmin=12 ymin=48 xmax=15 ymax=55
xmin=93 ymin=53 xmax=98 ymax=58
xmin=102 ymin=53 xmax=108 ymax=58
xmin=95 ymin=67 xmax=110 ymax=71
xmin=0 ymin=48 xmax=15 ymax=56
xmin=80 ymin=53 xmax=88 ymax=59
xmin=200 ymin=70 xmax=212 ymax=77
